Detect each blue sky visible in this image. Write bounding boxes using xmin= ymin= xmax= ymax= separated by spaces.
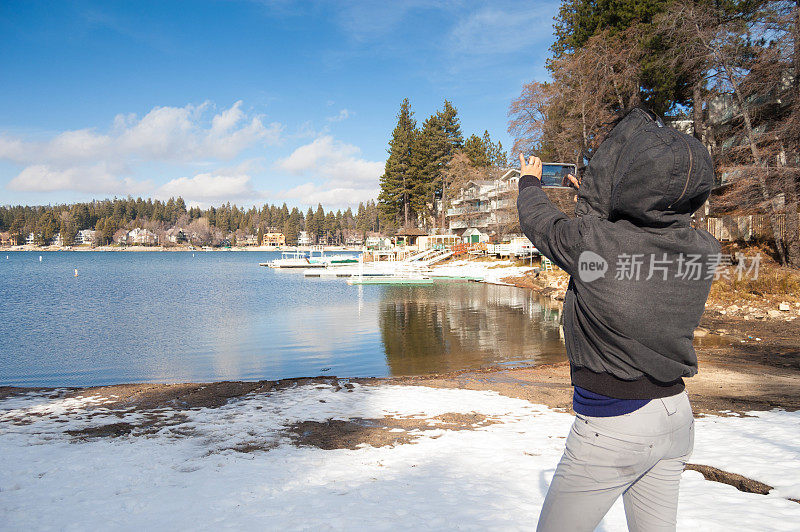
xmin=0 ymin=0 xmax=559 ymax=209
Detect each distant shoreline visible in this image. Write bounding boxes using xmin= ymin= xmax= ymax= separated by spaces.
xmin=0 ymin=245 xmax=364 ymax=253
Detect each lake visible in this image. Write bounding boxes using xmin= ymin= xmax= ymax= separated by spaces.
xmin=0 ymin=251 xmax=566 ymax=387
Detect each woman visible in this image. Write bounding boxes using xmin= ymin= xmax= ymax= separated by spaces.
xmin=517 ymin=108 xmax=720 ymax=531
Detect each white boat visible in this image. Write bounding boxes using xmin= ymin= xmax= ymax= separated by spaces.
xmin=263 ymin=250 xmax=325 ymax=268
xmin=305 ymin=247 xmax=358 ymax=267
xmin=308 ymin=254 xmax=359 ymax=266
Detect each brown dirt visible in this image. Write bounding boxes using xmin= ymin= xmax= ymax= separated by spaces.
xmin=284 ymin=412 xmax=498 ymax=450
xmin=685 ymin=464 xmax=799 ymax=503
xmin=0 ymin=376 xmax=356 ymax=411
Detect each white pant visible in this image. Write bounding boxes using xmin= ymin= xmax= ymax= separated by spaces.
xmin=537 ymin=391 xmax=694 ymax=532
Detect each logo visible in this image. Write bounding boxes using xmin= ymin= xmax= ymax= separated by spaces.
xmin=578 ymin=251 xmax=608 ymax=283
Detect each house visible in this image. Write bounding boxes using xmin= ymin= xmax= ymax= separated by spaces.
xmin=364 ymin=236 xmax=386 ymax=249
xmin=0 ymin=232 xmax=18 ymax=246
xmin=241 ymin=234 xmax=258 ymax=246
xmin=345 ymin=235 xmax=364 ymax=247
xmin=51 ymin=233 xmax=63 ymax=247
xmin=446 ymin=169 xmax=519 ymax=236
xmin=392 ymin=227 xmax=427 ymax=248
xmin=417 ymin=234 xmax=460 ymax=250
xmin=25 ymin=233 xmax=36 ymax=245
xmin=262 ymin=232 xmax=285 ymax=247
xmin=127 ymin=228 xmax=158 ymax=245
xmin=446 ymin=165 xmax=576 ymax=239
xmin=76 ymin=229 xmax=96 ymax=245
xmin=461 ymin=228 xmax=489 ymax=244
xmin=297 ymin=231 xmax=312 ymax=246
xmin=166 ymin=228 xmax=188 ymax=244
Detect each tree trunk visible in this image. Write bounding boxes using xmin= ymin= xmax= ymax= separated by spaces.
xmin=788 ymin=2 xmax=800 ymax=267
xmin=692 ymin=81 xmax=706 ymax=143
xmin=725 ymin=61 xmax=788 ymax=265
xmin=782 ymin=164 xmax=800 ymax=267
xmin=796 ymin=2 xmax=799 ymax=101
xmin=692 ymin=18 xmax=786 ymax=262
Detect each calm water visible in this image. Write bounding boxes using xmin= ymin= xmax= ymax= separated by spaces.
xmin=0 ymin=251 xmax=566 ymax=387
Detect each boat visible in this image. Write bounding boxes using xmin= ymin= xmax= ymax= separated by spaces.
xmin=262 ymin=250 xmax=326 ymax=269
xmin=306 ymin=247 xmax=359 ymax=266
xmin=308 ymin=254 xmax=359 ymax=266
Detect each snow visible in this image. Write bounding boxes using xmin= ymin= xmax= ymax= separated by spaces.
xmin=692 ymin=410 xmax=800 ymax=500
xmin=431 ymin=258 xmax=534 ymax=284
xmin=1 ymin=384 xmax=799 ymax=531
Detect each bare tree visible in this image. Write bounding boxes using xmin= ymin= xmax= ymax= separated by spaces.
xmin=508 ymin=81 xmax=554 ymax=157
xmin=655 ymin=1 xmax=799 ymax=266
xmin=509 ymin=28 xmax=643 ymax=167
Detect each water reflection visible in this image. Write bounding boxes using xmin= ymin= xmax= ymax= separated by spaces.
xmin=0 ymin=252 xmax=570 ymax=387
xmin=380 ymin=283 xmax=566 ymax=375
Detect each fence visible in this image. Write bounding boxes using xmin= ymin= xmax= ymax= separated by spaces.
xmin=705 ymin=214 xmax=787 ymax=242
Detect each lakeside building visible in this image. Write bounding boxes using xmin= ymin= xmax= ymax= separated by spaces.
xmin=76 ymin=229 xmax=96 ymax=245
xmin=345 ymin=235 xmax=363 ymax=246
xmin=446 ymin=164 xmax=576 ymax=243
xmin=51 ymin=234 xmax=63 ymax=247
xmin=365 ymin=235 xmax=391 ymax=249
xmin=297 ymin=231 xmax=312 ymax=246
xmin=166 ymin=228 xmax=188 ymax=244
xmin=262 ymin=232 xmax=286 ymax=247
xmin=125 ymin=228 xmax=158 ymax=245
xmin=241 ymin=234 xmax=258 ymax=246
xmin=25 ymin=233 xmax=36 ymax=245
xmin=0 ymin=232 xmax=19 ymax=246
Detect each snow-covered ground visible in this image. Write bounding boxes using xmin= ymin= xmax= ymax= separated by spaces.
xmin=1 ymin=384 xmax=799 ymax=531
xmin=431 ymin=258 xmax=534 ymax=284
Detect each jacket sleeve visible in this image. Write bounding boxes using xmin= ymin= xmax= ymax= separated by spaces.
xmin=516 ymin=175 xmax=582 ymax=275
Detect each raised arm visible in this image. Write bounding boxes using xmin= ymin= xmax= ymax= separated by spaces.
xmin=516 ymin=154 xmax=582 ymax=275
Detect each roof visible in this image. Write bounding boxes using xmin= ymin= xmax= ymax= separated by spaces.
xmin=395 ymin=227 xmax=427 ymax=237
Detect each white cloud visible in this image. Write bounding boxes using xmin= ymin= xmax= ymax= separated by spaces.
xmin=6 ymin=162 xmax=150 ymax=195
xmin=275 ymin=135 xmax=383 ymax=185
xmin=449 ymin=5 xmax=557 ymax=56
xmin=1 ymin=101 xmax=282 ymax=195
xmin=282 ymin=182 xmax=379 ymax=209
xmin=157 ymin=172 xmax=257 ymax=202
xmin=326 ymin=109 xmax=351 ymax=122
xmin=272 ymin=136 xmax=383 ymax=208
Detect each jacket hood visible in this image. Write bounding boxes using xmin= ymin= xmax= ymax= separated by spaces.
xmin=575 ymin=108 xmax=714 ymax=228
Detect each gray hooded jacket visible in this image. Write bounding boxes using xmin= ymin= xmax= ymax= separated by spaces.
xmin=517 ymin=108 xmax=721 ymax=399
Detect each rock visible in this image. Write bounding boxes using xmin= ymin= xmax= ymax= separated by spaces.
xmin=767 ymin=309 xmax=783 ymax=319
xmin=694 ymin=327 xmax=709 ymax=338
xmin=752 ymin=311 xmax=766 ymax=319
xmin=779 ymin=302 xmax=791 ymax=311
xmin=726 ymin=304 xmax=740 ymax=313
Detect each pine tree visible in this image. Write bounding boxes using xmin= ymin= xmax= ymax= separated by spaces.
xmin=378 ymin=98 xmax=418 ymax=227
xmin=439 ymin=100 xmax=463 ymax=149
xmin=464 ymin=134 xmax=490 ymax=167
xmin=411 ymin=114 xmax=448 ymax=227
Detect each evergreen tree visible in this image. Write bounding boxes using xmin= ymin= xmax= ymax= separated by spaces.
xmin=411 ymin=114 xmax=449 ymax=226
xmin=464 ymin=134 xmax=490 ymax=167
xmin=378 ymin=98 xmax=418 ymax=227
